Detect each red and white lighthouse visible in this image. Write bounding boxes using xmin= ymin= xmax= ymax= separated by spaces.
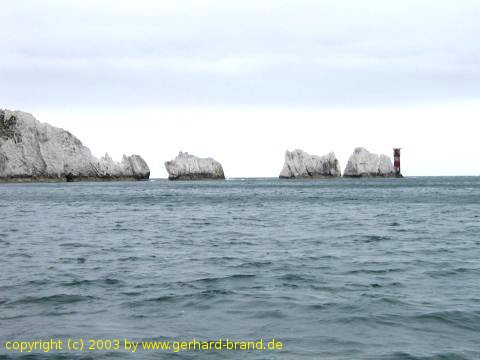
xmin=393 ymin=148 xmax=401 ymax=177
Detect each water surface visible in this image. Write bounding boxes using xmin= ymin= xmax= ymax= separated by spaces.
xmin=1 ymin=177 xmax=479 ymax=359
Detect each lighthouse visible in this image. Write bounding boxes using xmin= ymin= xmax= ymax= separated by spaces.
xmin=393 ymin=148 xmax=402 ymax=177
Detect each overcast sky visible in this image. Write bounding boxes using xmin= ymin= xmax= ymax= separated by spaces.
xmin=1 ymin=0 xmax=479 ymax=177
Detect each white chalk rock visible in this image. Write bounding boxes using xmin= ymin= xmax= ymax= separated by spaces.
xmin=343 ymin=147 xmax=396 ymax=177
xmin=165 ymin=151 xmax=225 ymax=180
xmin=0 ymin=109 xmax=150 ymax=181
xmin=279 ymin=149 xmax=341 ymax=178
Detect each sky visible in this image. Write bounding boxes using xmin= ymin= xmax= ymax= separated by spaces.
xmin=1 ymin=0 xmax=479 ymax=177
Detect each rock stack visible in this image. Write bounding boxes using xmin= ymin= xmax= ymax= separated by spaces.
xmin=165 ymin=151 xmax=225 ymax=180
xmin=343 ymin=147 xmax=397 ymax=177
xmin=279 ymin=149 xmax=342 ymax=178
xmin=0 ymin=109 xmax=150 ymax=182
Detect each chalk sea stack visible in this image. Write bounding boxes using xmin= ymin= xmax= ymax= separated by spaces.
xmin=279 ymin=149 xmax=342 ymax=178
xmin=165 ymin=151 xmax=225 ymax=180
xmin=343 ymin=147 xmax=398 ymax=177
xmin=0 ymin=109 xmax=150 ymax=182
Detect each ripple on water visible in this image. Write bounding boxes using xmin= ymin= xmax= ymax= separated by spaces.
xmin=380 ymin=351 xmax=471 ymax=360
xmin=7 ymin=294 xmax=97 ymax=306
xmin=358 ymin=235 xmax=392 ymax=243
xmin=61 ymin=278 xmax=123 ymax=287
xmin=414 ymin=310 xmax=480 ymax=332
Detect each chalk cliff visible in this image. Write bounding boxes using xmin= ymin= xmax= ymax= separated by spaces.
xmin=343 ymin=147 xmax=396 ymax=177
xmin=165 ymin=151 xmax=225 ymax=180
xmin=0 ymin=109 xmax=150 ymax=181
xmin=279 ymin=149 xmax=342 ymax=178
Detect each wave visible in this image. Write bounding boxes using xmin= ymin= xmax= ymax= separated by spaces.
xmin=61 ymin=278 xmax=123 ymax=287
xmin=7 ymin=294 xmax=97 ymax=306
xmin=379 ymin=351 xmax=470 ymax=360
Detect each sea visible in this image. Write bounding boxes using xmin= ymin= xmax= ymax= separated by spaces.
xmin=1 ymin=177 xmax=479 ymax=359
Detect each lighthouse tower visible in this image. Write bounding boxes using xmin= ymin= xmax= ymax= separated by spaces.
xmin=393 ymin=148 xmax=402 ymax=177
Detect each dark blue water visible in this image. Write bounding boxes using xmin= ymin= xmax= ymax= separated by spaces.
xmin=1 ymin=177 xmax=480 ymax=359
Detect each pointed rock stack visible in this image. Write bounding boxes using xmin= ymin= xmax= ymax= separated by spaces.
xmin=279 ymin=149 xmax=342 ymax=179
xmin=343 ymin=147 xmax=397 ymax=178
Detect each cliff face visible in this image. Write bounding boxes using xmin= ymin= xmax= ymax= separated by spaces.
xmin=343 ymin=147 xmax=396 ymax=177
xmin=165 ymin=151 xmax=225 ymax=180
xmin=0 ymin=109 xmax=150 ymax=181
xmin=279 ymin=149 xmax=341 ymax=178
